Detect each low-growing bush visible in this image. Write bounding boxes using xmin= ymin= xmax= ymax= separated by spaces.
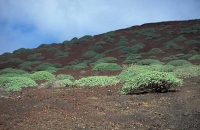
xmin=6 ymin=58 xmax=24 ymax=63
xmin=164 ymin=41 xmax=177 ymax=49
xmin=179 ymin=24 xmax=200 ymax=34
xmin=95 ymin=41 xmax=106 ymax=45
xmin=130 ymin=39 xmax=136 ymax=44
xmin=0 ymin=73 xmax=30 ymax=78
xmin=119 ymin=47 xmax=138 ymax=54
xmin=145 ymin=64 xmax=176 ymax=72
xmin=95 ymin=57 xmax=117 ymax=64
xmin=120 ymin=71 xmax=183 ymax=94
xmin=170 ymin=65 xmax=200 ymax=78
xmin=0 ymin=68 xmax=28 ymax=75
xmin=0 ymin=76 xmax=38 ymax=92
xmin=82 ymin=51 xmax=98 ymax=58
xmin=123 ymin=59 xmax=139 ymax=64
xmin=162 ymin=55 xmax=178 ymax=61
xmin=47 ymin=47 xmax=58 ymax=52
xmin=117 ymin=65 xmax=148 ymax=82
xmin=137 ymin=59 xmax=163 ymax=65
xmin=132 ymin=28 xmax=156 ymax=37
xmin=167 ymin=60 xmax=191 ymax=66
xmin=184 ymin=40 xmax=200 ymax=44
xmin=92 ymin=63 xmax=122 ymax=71
xmin=189 ymin=50 xmax=198 ymax=54
xmin=54 ymin=51 xmax=69 ymax=58
xmin=37 ymin=44 xmax=50 ymax=48
xmin=37 ymin=56 xmax=45 ymax=60
xmin=27 ymin=53 xmax=42 ymax=60
xmin=78 ymin=35 xmax=93 ymax=43
xmin=30 ymin=71 xmax=55 ymax=81
xmin=56 ymin=74 xmax=74 ymax=80
xmin=115 ymin=41 xmax=128 ymax=47
xmin=104 ymin=49 xmax=115 ymax=54
xmin=90 ymin=53 xmax=106 ymax=62
xmin=89 ymin=45 xmax=103 ymax=50
xmin=13 ymin=48 xmax=33 ymax=54
xmin=149 ymin=56 xmax=156 ymax=59
xmin=45 ymin=67 xmax=59 ymax=73
xmin=19 ymin=61 xmax=41 ymax=67
xmin=0 ymin=52 xmax=12 ymax=57
xmin=148 ymin=48 xmax=164 ymax=54
xmin=62 ymin=65 xmax=73 ymax=70
xmin=33 ymin=62 xmax=62 ymax=71
xmin=126 ymin=54 xmax=142 ymax=60
xmin=73 ymin=63 xmax=88 ymax=70
xmin=188 ymin=55 xmax=200 ymax=60
xmin=68 ymin=60 xmax=80 ymax=65
xmin=73 ymin=76 xmax=120 ymax=87
xmin=172 ymin=35 xmax=187 ymax=42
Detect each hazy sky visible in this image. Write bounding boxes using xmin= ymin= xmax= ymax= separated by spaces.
xmin=0 ymin=0 xmax=200 ymax=54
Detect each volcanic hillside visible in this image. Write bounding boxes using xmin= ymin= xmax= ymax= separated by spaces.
xmin=0 ymin=19 xmax=200 ymax=72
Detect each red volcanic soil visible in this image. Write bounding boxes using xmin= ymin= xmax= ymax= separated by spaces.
xmin=0 ymin=77 xmax=200 ymax=130
xmin=0 ymin=19 xmax=200 ymax=129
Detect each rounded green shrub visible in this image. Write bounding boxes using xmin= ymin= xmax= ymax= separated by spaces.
xmin=123 ymin=59 xmax=139 ymax=64
xmin=148 ymin=48 xmax=164 ymax=54
xmin=19 ymin=61 xmax=41 ymax=67
xmin=95 ymin=57 xmax=117 ymax=64
xmin=13 ymin=48 xmax=33 ymax=54
xmin=137 ymin=59 xmax=163 ymax=65
xmin=188 ymin=55 xmax=200 ymax=60
xmin=89 ymin=45 xmax=103 ymax=50
xmin=0 ymin=52 xmax=12 ymax=57
xmin=6 ymin=58 xmax=24 ymax=63
xmin=162 ymin=55 xmax=178 ymax=61
xmin=56 ymin=74 xmax=74 ymax=80
xmin=170 ymin=65 xmax=200 ymax=78
xmin=92 ymin=63 xmax=122 ymax=71
xmin=90 ymin=53 xmax=106 ymax=62
xmin=117 ymin=65 xmax=148 ymax=82
xmin=27 ymin=53 xmax=42 ymax=60
xmin=167 ymin=60 xmax=191 ymax=66
xmin=120 ymin=71 xmax=183 ymax=94
xmin=146 ymin=64 xmax=176 ymax=72
xmin=95 ymin=41 xmax=106 ymax=45
xmin=0 ymin=76 xmax=38 ymax=92
xmin=73 ymin=63 xmax=88 ymax=70
xmin=30 ymin=71 xmax=55 ymax=81
xmin=0 ymin=68 xmax=28 ymax=75
xmin=54 ymin=51 xmax=69 ymax=58
xmin=33 ymin=62 xmax=62 ymax=71
xmin=45 ymin=67 xmax=59 ymax=73
xmin=184 ymin=40 xmax=200 ymax=44
xmin=82 ymin=51 xmax=98 ymax=58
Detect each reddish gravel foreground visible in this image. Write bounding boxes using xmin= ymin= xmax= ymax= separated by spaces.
xmin=0 ymin=77 xmax=200 ymax=130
